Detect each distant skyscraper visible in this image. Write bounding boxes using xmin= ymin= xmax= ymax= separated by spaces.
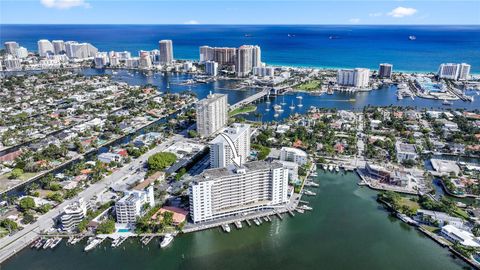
xmin=253 ymin=66 xmax=275 ymax=77
xmin=52 ymin=40 xmax=65 ymax=55
xmin=139 ymin=51 xmax=153 ymax=69
xmin=64 ymin=41 xmax=98 ymax=59
xmin=378 ymin=63 xmax=393 ymax=78
xmin=214 ymin=47 xmax=237 ymax=66
xmin=37 ymin=39 xmax=54 ymax=57
xmin=205 ymin=61 xmax=218 ymax=76
xmin=4 ymin=41 xmax=19 ymax=55
xmin=252 ymin=45 xmax=262 ymax=68
xmin=196 ymin=93 xmax=228 ymax=138
xmin=210 ymin=123 xmax=251 ymax=168
xmin=438 ymin=63 xmax=471 ymax=81
xmin=337 ymin=68 xmax=370 ymax=88
xmin=159 ymin=40 xmax=174 ymax=64
xmin=236 ymin=45 xmax=254 ymax=77
xmin=94 ymin=52 xmax=109 ymax=68
xmin=200 ymin=46 xmax=214 ymax=63
xmin=15 ymin=47 xmax=28 ymax=59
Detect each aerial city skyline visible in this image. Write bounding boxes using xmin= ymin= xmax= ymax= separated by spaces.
xmin=0 ymin=1 xmax=480 ymax=270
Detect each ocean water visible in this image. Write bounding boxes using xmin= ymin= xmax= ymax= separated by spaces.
xmin=1 ymin=25 xmax=479 ymax=73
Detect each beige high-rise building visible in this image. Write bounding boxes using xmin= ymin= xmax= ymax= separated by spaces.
xmin=196 ymin=93 xmax=228 ymax=138
xmin=37 ymin=39 xmax=54 ymax=57
xmin=209 ymin=123 xmax=251 ymax=168
xmin=236 ymin=45 xmax=254 ymax=77
xmin=159 ymin=40 xmax=174 ymax=64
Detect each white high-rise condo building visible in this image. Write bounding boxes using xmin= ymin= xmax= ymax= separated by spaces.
xmin=159 ymin=40 xmax=174 ymax=64
xmin=438 ymin=63 xmax=471 ymax=81
xmin=94 ymin=52 xmax=109 ymax=68
xmin=379 ymin=63 xmax=393 ymax=78
xmin=337 ymin=68 xmax=370 ymax=88
xmin=205 ymin=61 xmax=218 ymax=76
xmin=52 ymin=40 xmax=65 ymax=55
xmin=253 ymin=66 xmax=275 ymax=78
xmin=3 ymin=55 xmax=22 ymax=71
xmin=4 ymin=41 xmax=19 ymax=55
xmin=210 ymin=123 xmax=251 ymax=168
xmin=65 ymin=41 xmax=98 ymax=59
xmin=189 ymin=161 xmax=289 ymax=223
xmin=15 ymin=47 xmax=28 ymax=59
xmin=252 ymin=45 xmax=262 ymax=68
xmin=196 ymin=93 xmax=228 ymax=138
xmin=200 ymin=46 xmax=215 ymax=63
xmin=458 ymin=63 xmax=471 ymax=81
xmin=60 ymin=198 xmax=88 ymax=231
xmin=115 ymin=186 xmax=155 ymax=224
xmin=37 ymin=39 xmax=54 ymax=57
xmin=139 ymin=51 xmax=153 ymax=69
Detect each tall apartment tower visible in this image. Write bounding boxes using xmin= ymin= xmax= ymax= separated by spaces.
xmin=189 ymin=161 xmax=289 ymax=223
xmin=37 ymin=39 xmax=54 ymax=57
xmin=205 ymin=61 xmax=218 ymax=76
xmin=236 ymin=45 xmax=254 ymax=77
xmin=378 ymin=63 xmax=393 ymax=78
xmin=4 ymin=41 xmax=19 ymax=55
xmin=52 ymin=40 xmax=66 ymax=55
xmin=337 ymin=68 xmax=370 ymax=88
xmin=210 ymin=123 xmax=251 ymax=168
xmin=196 ymin=93 xmax=228 ymax=138
xmin=159 ymin=40 xmax=174 ymax=64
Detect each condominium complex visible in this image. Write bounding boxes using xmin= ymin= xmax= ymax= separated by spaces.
xmin=37 ymin=39 xmax=54 ymax=57
xmin=280 ymin=147 xmax=308 ymax=165
xmin=139 ymin=51 xmax=153 ymax=69
xmin=210 ymin=123 xmax=251 ymax=168
xmin=159 ymin=40 xmax=174 ymax=64
xmin=337 ymin=68 xmax=370 ymax=88
xmin=438 ymin=63 xmax=471 ymax=81
xmin=4 ymin=41 xmax=19 ymax=55
xmin=60 ymin=198 xmax=89 ymax=231
xmin=253 ymin=66 xmax=275 ymax=77
xmin=94 ymin=52 xmax=109 ymax=68
xmin=205 ymin=61 xmax=218 ymax=76
xmin=65 ymin=41 xmax=98 ymax=59
xmin=115 ymin=186 xmax=155 ymax=224
xmin=52 ymin=40 xmax=66 ymax=55
xmin=195 ymin=93 xmax=228 ymax=138
xmin=199 ymin=45 xmax=261 ymax=76
xmin=189 ymin=161 xmax=289 ymax=223
xmin=378 ymin=63 xmax=393 ymax=78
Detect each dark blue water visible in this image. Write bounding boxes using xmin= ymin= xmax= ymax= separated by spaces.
xmin=1 ymin=25 xmax=479 ymax=73
xmin=80 ymin=69 xmax=480 ymax=122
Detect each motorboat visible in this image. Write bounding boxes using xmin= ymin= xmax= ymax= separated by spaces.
xmin=409 ymin=35 xmax=416 ymax=40
xmin=160 ymin=234 xmax=174 ymax=248
xmin=50 ymin=238 xmax=62 ymax=249
xmin=234 ymin=221 xmax=242 ymax=229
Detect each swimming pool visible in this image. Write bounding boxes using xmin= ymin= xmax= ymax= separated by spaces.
xmin=117 ymin=229 xmax=130 ymax=233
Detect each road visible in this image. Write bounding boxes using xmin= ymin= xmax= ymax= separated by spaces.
xmin=0 ymin=133 xmax=185 ymax=263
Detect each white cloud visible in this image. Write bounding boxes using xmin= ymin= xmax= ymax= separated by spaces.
xmin=369 ymin=12 xmax=383 ymax=17
xmin=184 ymin=20 xmax=200 ymax=25
xmin=387 ymin=7 xmax=418 ymax=18
xmin=348 ymin=18 xmax=361 ymax=24
xmin=40 ymin=0 xmax=90 ymax=9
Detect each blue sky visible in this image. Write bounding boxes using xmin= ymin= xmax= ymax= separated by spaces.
xmin=0 ymin=0 xmax=479 ymax=24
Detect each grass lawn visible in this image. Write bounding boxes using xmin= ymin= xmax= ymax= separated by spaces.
xmin=398 ymin=197 xmax=420 ymax=209
xmin=422 ymin=225 xmax=440 ymax=234
xmin=453 ymin=208 xmax=470 ymax=220
xmin=0 ymin=172 xmax=39 ymax=182
xmin=296 ymin=80 xmax=322 ymax=91
xmin=229 ymin=105 xmax=257 ymax=117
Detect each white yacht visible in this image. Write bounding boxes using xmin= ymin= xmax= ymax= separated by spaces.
xmin=160 ymin=234 xmax=174 ymax=248
xmin=234 ymin=221 xmax=243 ymax=229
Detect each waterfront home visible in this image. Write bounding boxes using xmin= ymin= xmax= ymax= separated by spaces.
xmin=441 ymin=225 xmax=480 ymax=247
xmin=395 ymin=141 xmax=418 ymax=162
xmin=98 ymin=153 xmax=123 ymax=164
xmin=152 ymin=206 xmax=188 ymax=226
xmin=417 ymin=210 xmax=466 ymax=229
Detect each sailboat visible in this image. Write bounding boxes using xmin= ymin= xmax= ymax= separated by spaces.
xmin=281 ymin=95 xmax=287 ymax=106
xmin=297 ymin=98 xmax=303 ymax=108
xmin=289 ymin=101 xmax=295 ymax=110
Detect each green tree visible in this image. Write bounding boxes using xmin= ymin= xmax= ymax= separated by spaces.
xmin=147 ymin=152 xmax=177 ymax=172
xmin=96 ymin=219 xmax=116 ymax=234
xmin=9 ymin=168 xmax=24 ymax=179
xmin=0 ymin=219 xmax=19 ymax=233
xmin=18 ymin=197 xmax=35 ymax=211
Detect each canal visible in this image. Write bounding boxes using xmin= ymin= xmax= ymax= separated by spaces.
xmin=2 ymin=171 xmax=469 ymax=270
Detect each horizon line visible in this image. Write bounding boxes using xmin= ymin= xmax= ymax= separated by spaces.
xmin=1 ymin=23 xmax=479 ymax=26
